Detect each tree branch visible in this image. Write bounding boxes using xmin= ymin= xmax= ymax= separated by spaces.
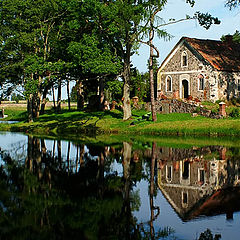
xmin=139 ymin=40 xmax=159 ymax=58
xmin=156 ymin=17 xmax=194 ymax=28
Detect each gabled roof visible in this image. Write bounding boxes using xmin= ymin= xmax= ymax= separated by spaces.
xmin=159 ymin=36 xmax=240 ymax=72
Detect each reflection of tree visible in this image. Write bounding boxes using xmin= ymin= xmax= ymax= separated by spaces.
xmin=198 ymin=229 xmax=221 ymax=240
xmin=149 ymin=142 xmax=160 ymax=239
xmin=0 ymin=138 xmax=145 ymax=239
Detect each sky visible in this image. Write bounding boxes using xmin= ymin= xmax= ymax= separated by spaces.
xmin=131 ymin=0 xmax=240 ymax=73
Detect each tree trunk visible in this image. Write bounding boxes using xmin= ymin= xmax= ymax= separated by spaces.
xmin=149 ymin=22 xmax=157 ymax=122
xmin=52 ymin=140 xmax=56 ymax=158
xmin=76 ymin=80 xmax=84 ymax=110
xmin=67 ymin=141 xmax=71 ymax=173
xmin=40 ymin=87 xmax=48 ymax=115
xmin=122 ymin=142 xmax=132 ymax=238
xmin=26 ymin=135 xmax=33 ymax=171
xmin=150 ymin=142 xmax=156 ymax=238
xmin=99 ymin=78 xmax=105 ymax=110
xmin=27 ymin=95 xmax=33 ymax=122
xmin=76 ymin=144 xmax=79 ymax=172
xmin=57 ymin=79 xmax=61 ymax=112
xmin=67 ymin=79 xmax=71 ymax=110
xmin=80 ymin=144 xmax=85 ymax=167
xmin=33 ymin=93 xmax=40 ymax=119
xmin=52 ymin=87 xmax=56 ymax=109
xmin=57 ymin=140 xmax=61 ymax=168
xmin=122 ymin=44 xmax=132 ymax=120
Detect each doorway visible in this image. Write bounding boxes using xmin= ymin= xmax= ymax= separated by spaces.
xmin=182 ymin=80 xmax=189 ymax=99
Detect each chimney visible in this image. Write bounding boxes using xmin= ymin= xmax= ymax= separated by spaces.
xmin=219 ymin=102 xmax=226 ymax=117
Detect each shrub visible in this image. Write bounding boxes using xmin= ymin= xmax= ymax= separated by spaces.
xmin=195 ymin=106 xmax=201 ymax=113
xmin=230 ymin=97 xmax=237 ymax=106
xmin=230 ymin=108 xmax=240 ymax=118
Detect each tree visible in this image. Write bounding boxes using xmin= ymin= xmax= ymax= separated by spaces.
xmin=221 ymin=30 xmax=240 ymax=43
xmin=0 ymin=0 xmax=69 ymax=121
xmin=65 ymin=0 xmax=122 ymax=110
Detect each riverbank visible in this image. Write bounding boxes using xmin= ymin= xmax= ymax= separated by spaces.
xmin=0 ymin=108 xmax=240 ymax=137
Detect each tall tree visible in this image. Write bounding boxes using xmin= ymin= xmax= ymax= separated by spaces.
xmin=0 ymin=0 xmax=68 ymax=121
xmin=66 ymin=0 xmax=121 ymax=111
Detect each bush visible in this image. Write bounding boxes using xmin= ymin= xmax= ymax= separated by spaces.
xmin=230 ymin=97 xmax=240 ymax=106
xmin=230 ymin=108 xmax=240 ymax=118
xmin=230 ymin=97 xmax=237 ymax=106
xmin=195 ymin=106 xmax=201 ymax=113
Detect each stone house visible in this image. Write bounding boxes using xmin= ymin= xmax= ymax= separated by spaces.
xmin=157 ymin=36 xmax=240 ymax=102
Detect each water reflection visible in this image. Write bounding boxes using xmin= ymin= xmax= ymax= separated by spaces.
xmin=157 ymin=146 xmax=240 ymax=221
xmin=0 ymin=134 xmax=240 ymax=239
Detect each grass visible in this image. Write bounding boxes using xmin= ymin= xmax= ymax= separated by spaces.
xmin=1 ymin=106 xmax=240 ymax=138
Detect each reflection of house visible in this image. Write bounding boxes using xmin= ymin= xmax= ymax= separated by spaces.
xmin=156 ymin=147 xmax=240 ymax=221
xmin=157 ymin=36 xmax=240 ymax=102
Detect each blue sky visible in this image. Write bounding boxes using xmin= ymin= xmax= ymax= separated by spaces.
xmin=132 ymin=0 xmax=240 ymax=73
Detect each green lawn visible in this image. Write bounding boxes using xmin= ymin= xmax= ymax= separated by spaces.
xmin=1 ymin=107 xmax=240 ymax=137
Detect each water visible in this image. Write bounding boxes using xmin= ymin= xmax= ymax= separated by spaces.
xmin=0 ymin=120 xmax=19 ymax=124
xmin=0 ymin=132 xmax=240 ymax=240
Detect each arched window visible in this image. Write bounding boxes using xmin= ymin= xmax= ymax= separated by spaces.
xmin=198 ymin=74 xmax=204 ymax=91
xmin=166 ymin=75 xmax=172 ymax=92
xmin=182 ymin=51 xmax=188 ymax=67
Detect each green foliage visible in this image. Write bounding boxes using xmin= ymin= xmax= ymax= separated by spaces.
xmin=11 ymin=93 xmax=25 ymax=103
xmin=195 ymin=12 xmax=220 ymax=30
xmin=221 ymin=30 xmax=240 ymax=43
xmin=67 ymin=34 xmax=121 ymax=75
xmin=230 ymin=108 xmax=240 ymax=118
xmin=105 ymin=79 xmax=123 ymax=101
xmin=131 ymin=70 xmax=150 ymax=101
xmin=230 ymin=97 xmax=240 ymax=106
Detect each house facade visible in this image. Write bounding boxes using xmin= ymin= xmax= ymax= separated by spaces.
xmin=157 ymin=36 xmax=240 ymax=102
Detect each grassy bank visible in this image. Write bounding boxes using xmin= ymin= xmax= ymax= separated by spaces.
xmin=1 ymin=107 xmax=240 ymax=137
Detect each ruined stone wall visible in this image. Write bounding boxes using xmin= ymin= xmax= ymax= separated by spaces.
xmin=145 ymin=99 xmax=227 ymax=118
xmin=146 ymin=99 xmax=200 ymax=114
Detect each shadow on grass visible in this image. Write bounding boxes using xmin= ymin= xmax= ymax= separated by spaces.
xmin=21 ymin=110 xmax=124 ymax=134
xmin=35 ymin=110 xmax=123 ymax=123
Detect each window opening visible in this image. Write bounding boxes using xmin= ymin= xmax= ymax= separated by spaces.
xmin=198 ymin=74 xmax=204 ymax=91
xmin=182 ymin=52 xmax=187 ymax=67
xmin=166 ymin=76 xmax=172 ymax=92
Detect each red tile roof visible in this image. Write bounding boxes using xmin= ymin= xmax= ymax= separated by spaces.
xmin=183 ymin=37 xmax=240 ymax=71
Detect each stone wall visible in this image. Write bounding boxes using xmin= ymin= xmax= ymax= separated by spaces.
xmin=146 ymin=100 xmax=198 ymax=114
xmin=145 ymin=99 xmax=225 ymax=119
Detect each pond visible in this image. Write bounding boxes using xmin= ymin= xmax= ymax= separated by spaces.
xmin=0 ymin=132 xmax=240 ymax=240
xmin=0 ymin=120 xmax=19 ymax=124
